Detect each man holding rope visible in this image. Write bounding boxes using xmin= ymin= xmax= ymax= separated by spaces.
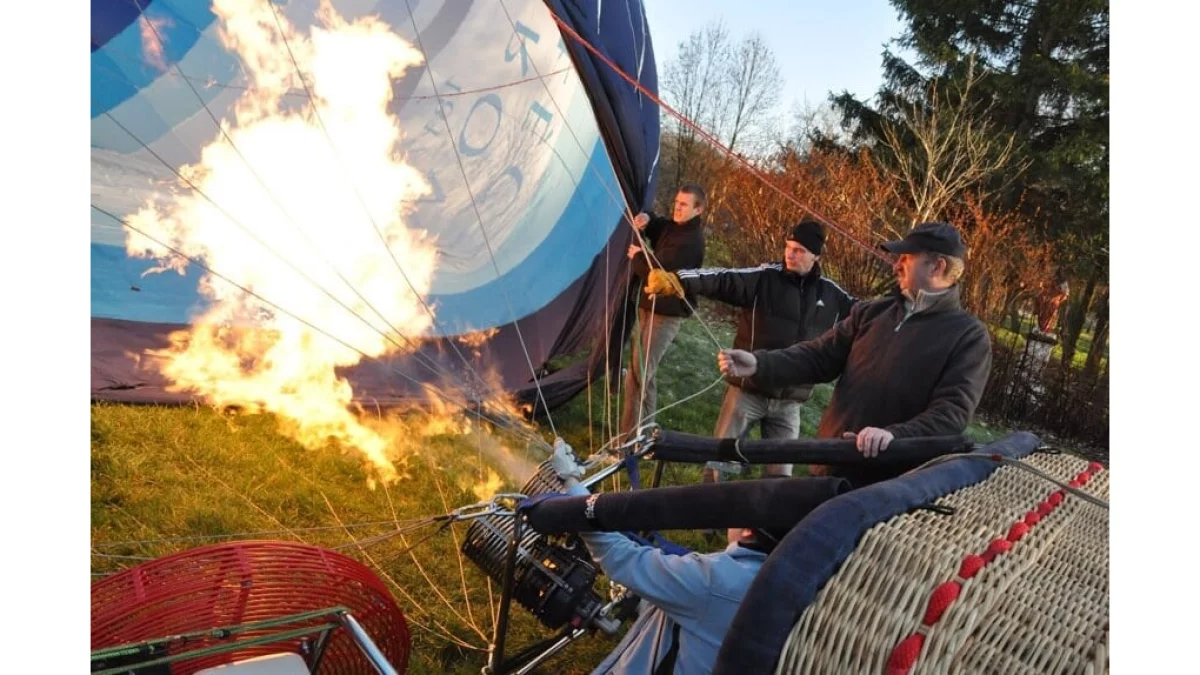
xmin=717 ymin=222 xmax=993 ymax=487
xmin=644 ymin=221 xmax=855 ymax=482
xmin=619 ymin=185 xmax=708 ymax=441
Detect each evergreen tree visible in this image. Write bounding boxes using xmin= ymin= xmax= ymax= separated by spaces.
xmin=831 ymin=0 xmax=1108 ymax=360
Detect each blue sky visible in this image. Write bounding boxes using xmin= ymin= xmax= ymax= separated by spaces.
xmin=643 ymin=0 xmax=912 ymax=112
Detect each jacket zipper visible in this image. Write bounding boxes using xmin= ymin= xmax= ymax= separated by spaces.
xmin=796 ymin=278 xmax=806 ymax=341
xmin=750 ymin=297 xmax=757 ymax=350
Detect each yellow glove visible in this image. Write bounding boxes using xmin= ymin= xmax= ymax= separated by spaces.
xmin=645 ymin=269 xmax=685 ymax=298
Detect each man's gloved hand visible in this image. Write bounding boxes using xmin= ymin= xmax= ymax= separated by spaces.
xmin=644 ymin=269 xmax=685 ymax=298
xmin=549 ymin=437 xmax=586 ymax=482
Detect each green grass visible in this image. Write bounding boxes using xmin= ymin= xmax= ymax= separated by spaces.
xmin=93 ymin=402 xmax=625 ymax=674
xmin=91 ymin=304 xmax=1075 ymax=672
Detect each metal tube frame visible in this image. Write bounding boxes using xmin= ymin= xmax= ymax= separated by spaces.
xmin=337 ymin=611 xmax=400 ymax=675
xmin=483 ymin=593 xmax=627 ymax=675
xmin=91 ymin=606 xmax=400 ymax=675
xmin=484 ymin=514 xmax=524 ymax=674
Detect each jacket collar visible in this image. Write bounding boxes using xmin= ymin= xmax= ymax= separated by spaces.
xmin=779 ymin=260 xmax=823 ymax=283
xmin=894 ymin=284 xmax=963 ymax=315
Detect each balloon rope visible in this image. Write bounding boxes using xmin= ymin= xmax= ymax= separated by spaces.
xmin=495 ymin=2 xmax=733 ymax=448
xmin=548 ymin=10 xmax=890 ymax=264
xmin=263 ymin=0 xmax=524 ymax=431
xmin=125 ymin=6 xmax=466 ymax=389
xmin=92 ymin=205 xmax=547 ymax=448
xmin=92 ymin=517 xmax=441 ymax=549
xmin=401 ymin=0 xmax=563 ymax=439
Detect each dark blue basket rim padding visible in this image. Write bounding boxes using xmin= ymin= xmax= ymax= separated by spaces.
xmin=712 ymin=431 xmax=1044 ymax=675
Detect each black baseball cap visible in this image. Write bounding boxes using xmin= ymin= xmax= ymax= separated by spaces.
xmin=879 ymin=222 xmax=967 ymax=258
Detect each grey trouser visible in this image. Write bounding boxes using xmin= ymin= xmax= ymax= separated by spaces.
xmin=620 ymin=307 xmax=684 ymax=439
xmin=704 ymin=384 xmax=801 ymax=480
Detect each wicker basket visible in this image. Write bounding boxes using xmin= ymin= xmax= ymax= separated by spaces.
xmin=776 ymin=452 xmax=1108 ymax=675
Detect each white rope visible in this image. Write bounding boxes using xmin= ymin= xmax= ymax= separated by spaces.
xmin=401 ymin=0 xmax=561 ymax=439
xmin=907 ymin=452 xmax=1110 ymax=509
xmin=634 ymin=294 xmax=657 ymax=433
xmin=94 ymin=207 xmax=545 ymax=448
xmin=648 ymin=374 xmax=726 ymax=420
xmin=92 ymin=517 xmax=442 ymax=548
xmin=263 ymin=0 xmax=522 ymax=424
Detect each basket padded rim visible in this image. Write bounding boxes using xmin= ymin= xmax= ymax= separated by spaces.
xmin=712 ymin=431 xmax=1045 ymax=675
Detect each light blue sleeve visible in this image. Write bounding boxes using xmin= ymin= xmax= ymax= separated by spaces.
xmin=563 ymin=483 xmax=712 ymax=619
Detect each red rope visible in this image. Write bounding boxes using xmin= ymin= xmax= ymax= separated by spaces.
xmin=548 ymin=12 xmax=890 ymax=264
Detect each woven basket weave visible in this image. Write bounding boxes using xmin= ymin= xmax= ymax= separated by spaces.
xmin=776 ymin=452 xmax=1108 ymax=675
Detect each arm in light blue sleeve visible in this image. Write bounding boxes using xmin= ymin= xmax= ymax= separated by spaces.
xmin=563 ymin=483 xmax=712 ymax=619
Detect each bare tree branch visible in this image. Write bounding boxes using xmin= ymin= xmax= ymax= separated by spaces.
xmin=877 ymin=55 xmax=1030 ymax=225
xmin=657 ymin=20 xmax=785 ymax=191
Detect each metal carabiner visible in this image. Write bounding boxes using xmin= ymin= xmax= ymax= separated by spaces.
xmin=488 ymin=493 xmax=528 ymax=516
xmin=452 ymin=501 xmax=501 ymax=522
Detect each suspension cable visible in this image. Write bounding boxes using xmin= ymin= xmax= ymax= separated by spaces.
xmin=93 ymin=205 xmax=547 ymax=448
xmin=263 ymin=0 xmax=525 ymax=424
xmin=119 ymin=10 xmax=466 ymax=389
xmin=546 ymin=9 xmax=892 ymax=265
xmin=400 ymin=0 xmax=563 ymax=439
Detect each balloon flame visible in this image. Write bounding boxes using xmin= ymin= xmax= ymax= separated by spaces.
xmin=126 ymin=0 xmax=436 ymax=483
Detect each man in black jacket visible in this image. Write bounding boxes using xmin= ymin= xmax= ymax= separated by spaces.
xmin=619 ymin=184 xmax=708 ymax=440
xmin=646 ymin=221 xmax=855 ymax=482
xmin=717 ymin=222 xmax=993 ymax=488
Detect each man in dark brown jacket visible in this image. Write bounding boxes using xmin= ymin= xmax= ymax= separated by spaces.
xmin=717 ymin=222 xmax=992 ymax=487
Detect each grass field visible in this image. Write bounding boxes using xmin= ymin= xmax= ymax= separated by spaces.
xmin=91 ymin=304 xmax=1041 ymax=673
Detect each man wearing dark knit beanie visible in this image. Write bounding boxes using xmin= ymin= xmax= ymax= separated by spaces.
xmin=788 ymin=221 xmax=825 ymax=257
xmin=645 ymin=219 xmax=856 ymax=484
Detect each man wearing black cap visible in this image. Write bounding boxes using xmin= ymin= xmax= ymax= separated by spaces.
xmin=645 ymin=220 xmax=856 ymax=482
xmin=716 ymin=221 xmax=993 ymax=488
